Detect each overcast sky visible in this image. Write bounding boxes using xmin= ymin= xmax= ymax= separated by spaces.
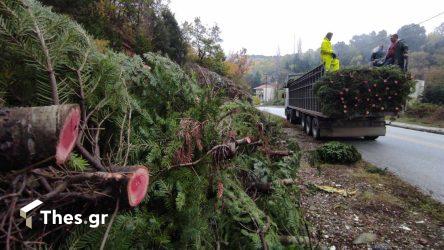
xmin=170 ymin=0 xmax=444 ymax=56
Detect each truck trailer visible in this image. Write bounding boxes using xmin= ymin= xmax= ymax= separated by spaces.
xmin=284 ymin=65 xmax=387 ymax=140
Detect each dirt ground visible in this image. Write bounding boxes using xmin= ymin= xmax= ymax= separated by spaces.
xmin=282 ymin=123 xmax=444 ymax=249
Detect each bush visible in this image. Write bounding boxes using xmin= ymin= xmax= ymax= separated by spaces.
xmin=252 ymin=95 xmax=261 ymax=106
xmin=315 ymin=141 xmax=361 ymax=164
xmin=405 ymin=102 xmax=439 ymax=118
xmin=430 ymin=106 xmax=444 ymax=121
xmin=314 ymin=66 xmax=414 ymax=117
xmin=422 ymin=84 xmax=444 ymax=105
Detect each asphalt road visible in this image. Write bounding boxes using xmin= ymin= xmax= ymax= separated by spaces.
xmin=258 ymin=106 xmax=444 ymax=203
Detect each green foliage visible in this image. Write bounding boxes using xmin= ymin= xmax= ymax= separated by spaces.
xmin=183 ymin=17 xmax=228 ymax=76
xmin=365 ymin=165 xmax=388 ymax=175
xmin=314 ymin=66 xmax=414 ymax=117
xmin=405 ymin=102 xmax=440 ymax=118
xmin=67 ymin=153 xmax=89 ymax=171
xmin=315 ymin=141 xmax=361 ymax=164
xmin=152 ymin=9 xmax=187 ymax=64
xmin=422 ymin=84 xmax=444 ymax=105
xmin=252 ymin=95 xmax=261 ymax=105
xmin=40 ymin=0 xmax=186 ymax=64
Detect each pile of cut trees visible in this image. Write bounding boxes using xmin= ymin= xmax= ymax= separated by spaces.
xmin=0 ymin=105 xmax=149 ymax=249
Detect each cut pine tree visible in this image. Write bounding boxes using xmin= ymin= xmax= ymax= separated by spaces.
xmin=0 ymin=104 xmax=80 ymax=169
xmin=33 ymin=165 xmax=150 ymax=206
xmin=123 ymin=166 xmax=150 ymax=207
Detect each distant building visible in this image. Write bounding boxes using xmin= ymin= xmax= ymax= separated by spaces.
xmin=254 ymin=83 xmax=278 ymax=102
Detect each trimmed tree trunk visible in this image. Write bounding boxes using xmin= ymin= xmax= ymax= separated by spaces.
xmin=116 ymin=165 xmax=150 ymax=207
xmin=32 ymin=165 xmax=150 ymax=207
xmin=0 ymin=105 xmax=80 ymax=169
xmin=68 ymin=166 xmax=149 ymax=207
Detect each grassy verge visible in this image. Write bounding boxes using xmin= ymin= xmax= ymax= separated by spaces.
xmin=394 ymin=116 xmax=444 ymax=128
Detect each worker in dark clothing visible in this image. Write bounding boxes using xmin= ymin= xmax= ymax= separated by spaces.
xmin=384 ymin=34 xmax=408 ymax=71
xmin=370 ymin=45 xmax=385 ymax=66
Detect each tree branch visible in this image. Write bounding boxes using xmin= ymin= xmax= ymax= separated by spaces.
xmin=24 ymin=1 xmax=59 ymax=104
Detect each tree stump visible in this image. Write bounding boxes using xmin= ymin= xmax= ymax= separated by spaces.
xmin=0 ymin=104 xmax=80 ymax=169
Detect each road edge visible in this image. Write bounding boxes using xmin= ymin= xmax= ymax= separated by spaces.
xmin=386 ymin=121 xmax=444 ymax=135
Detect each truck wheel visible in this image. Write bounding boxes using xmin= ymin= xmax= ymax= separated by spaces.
xmin=300 ymin=114 xmax=306 ymax=130
xmin=312 ymin=117 xmax=320 ymax=139
xmin=364 ymin=136 xmax=379 ymax=140
xmin=305 ymin=116 xmax=312 ymax=135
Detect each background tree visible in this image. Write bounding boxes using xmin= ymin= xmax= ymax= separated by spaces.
xmin=397 ymin=24 xmax=427 ymax=51
xmin=226 ymin=48 xmax=251 ymax=88
xmin=152 ymin=9 xmax=187 ymax=64
xmin=39 ymin=0 xmax=187 ymax=64
xmin=183 ymin=17 xmax=227 ymax=75
xmin=349 ymin=30 xmax=388 ymax=62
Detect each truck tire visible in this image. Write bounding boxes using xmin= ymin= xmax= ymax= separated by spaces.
xmin=300 ymin=114 xmax=306 ymax=131
xmin=364 ymin=136 xmax=379 ymax=140
xmin=305 ymin=116 xmax=312 ymax=135
xmin=312 ymin=117 xmax=321 ymax=139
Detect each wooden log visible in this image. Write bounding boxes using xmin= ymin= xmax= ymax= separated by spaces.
xmin=261 ymin=148 xmax=292 ymax=158
xmin=0 ymin=105 xmax=80 ymax=169
xmin=32 ymin=165 xmax=150 ymax=207
xmin=117 ymin=166 xmax=150 ymax=207
xmin=69 ymin=166 xmax=150 ymax=207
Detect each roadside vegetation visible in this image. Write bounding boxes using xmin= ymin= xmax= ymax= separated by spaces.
xmin=396 ymin=102 xmax=444 ymax=128
xmin=313 ymin=141 xmax=361 ymax=165
xmin=280 ymin=121 xmax=444 ymax=249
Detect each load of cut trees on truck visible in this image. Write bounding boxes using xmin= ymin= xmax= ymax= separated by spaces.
xmin=284 ymin=65 xmax=414 ymax=139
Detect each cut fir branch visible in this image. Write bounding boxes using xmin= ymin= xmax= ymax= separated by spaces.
xmin=23 ymin=0 xmax=59 ymax=104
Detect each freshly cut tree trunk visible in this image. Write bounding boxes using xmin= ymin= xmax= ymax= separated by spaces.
xmin=0 ymin=105 xmax=80 ymax=169
xmin=117 ymin=166 xmax=150 ymax=207
xmin=32 ymin=165 xmax=150 ymax=207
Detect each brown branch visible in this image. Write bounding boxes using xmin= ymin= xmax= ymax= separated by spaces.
xmin=76 ymin=70 xmax=87 ymax=125
xmin=168 ymin=137 xmax=260 ymax=171
xmin=169 ymin=144 xmax=226 ymax=170
xmin=100 ymin=200 xmax=119 ymax=250
xmin=260 ymin=148 xmax=292 ymax=158
xmin=42 ymin=182 xmax=67 ymax=200
xmin=76 ymin=141 xmax=106 ymax=171
xmin=123 ymin=107 xmax=132 ymax=166
xmin=37 ymin=176 xmax=52 ymax=192
xmin=5 ymin=175 xmax=26 ymax=250
xmin=257 ymin=216 xmax=270 ymax=250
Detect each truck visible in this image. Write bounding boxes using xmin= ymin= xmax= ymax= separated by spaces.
xmin=284 ymin=65 xmax=386 ymax=140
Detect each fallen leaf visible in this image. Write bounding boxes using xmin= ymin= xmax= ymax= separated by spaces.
xmin=314 ymin=184 xmax=357 ymax=197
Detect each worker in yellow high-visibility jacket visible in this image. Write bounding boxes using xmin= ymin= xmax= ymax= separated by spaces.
xmin=321 ymin=32 xmax=340 ymax=72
